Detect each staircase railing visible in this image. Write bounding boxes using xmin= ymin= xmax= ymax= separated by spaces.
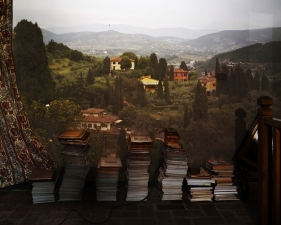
xmin=257 ymin=96 xmax=281 ymax=225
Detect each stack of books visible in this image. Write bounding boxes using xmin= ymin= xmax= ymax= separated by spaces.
xmin=184 ymin=167 xmax=215 ymax=202
xmin=29 ymin=169 xmax=57 ymax=204
xmin=57 ymin=130 xmax=90 ymax=201
xmin=96 ymin=156 xmax=122 ymax=201
xmin=126 ymin=135 xmax=153 ymax=201
xmin=158 ymin=128 xmax=188 ymax=200
xmin=205 ymin=160 xmax=239 ymax=201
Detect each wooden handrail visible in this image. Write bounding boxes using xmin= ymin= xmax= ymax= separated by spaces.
xmin=257 ymin=96 xmax=281 ymax=225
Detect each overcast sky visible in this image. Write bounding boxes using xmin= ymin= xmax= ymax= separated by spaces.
xmin=13 ymin=0 xmax=281 ymax=31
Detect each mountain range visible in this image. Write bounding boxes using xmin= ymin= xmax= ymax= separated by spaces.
xmin=45 ymin=24 xmax=219 ymax=39
xmin=42 ymin=27 xmax=281 ymax=60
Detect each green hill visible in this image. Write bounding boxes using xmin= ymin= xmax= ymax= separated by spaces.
xmin=196 ymin=41 xmax=281 ymax=76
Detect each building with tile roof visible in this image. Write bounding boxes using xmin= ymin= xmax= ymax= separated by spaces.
xmin=110 ymin=57 xmax=135 ymax=70
xmin=80 ymin=108 xmax=106 ymax=117
xmin=81 ymin=115 xmax=119 ymax=131
xmin=173 ymin=69 xmax=189 ymax=82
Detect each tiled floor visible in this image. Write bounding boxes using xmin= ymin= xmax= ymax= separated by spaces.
xmin=0 ymin=182 xmax=257 ymax=225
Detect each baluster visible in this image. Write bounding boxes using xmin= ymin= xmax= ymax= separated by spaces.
xmin=272 ymin=126 xmax=281 ymax=225
xmin=257 ymin=96 xmax=273 ymax=225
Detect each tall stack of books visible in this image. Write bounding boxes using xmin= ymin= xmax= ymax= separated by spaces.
xmin=205 ymin=160 xmax=239 ymax=201
xmin=96 ymin=156 xmax=122 ymax=201
xmin=29 ymin=169 xmax=57 ymax=204
xmin=126 ymin=135 xmax=153 ymax=201
xmin=184 ymin=167 xmax=215 ymax=202
xmin=158 ymin=128 xmax=188 ymax=200
xmin=57 ymin=130 xmax=90 ymax=201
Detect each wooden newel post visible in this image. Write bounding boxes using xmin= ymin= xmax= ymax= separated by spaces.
xmin=257 ymin=96 xmax=273 ymax=225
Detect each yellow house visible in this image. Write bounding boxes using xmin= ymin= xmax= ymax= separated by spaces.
xmin=139 ymin=76 xmax=161 ymax=93
xmin=198 ymin=75 xmax=216 ymax=96
xmin=110 ymin=57 xmax=135 ymax=70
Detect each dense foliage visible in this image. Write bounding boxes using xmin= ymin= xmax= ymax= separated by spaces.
xmin=13 ymin=20 xmax=55 ymax=104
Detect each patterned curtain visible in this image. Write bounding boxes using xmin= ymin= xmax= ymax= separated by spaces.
xmin=0 ymin=0 xmax=56 ymax=187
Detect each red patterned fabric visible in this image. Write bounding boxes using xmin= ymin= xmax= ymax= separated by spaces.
xmin=0 ymin=0 xmax=56 ymax=187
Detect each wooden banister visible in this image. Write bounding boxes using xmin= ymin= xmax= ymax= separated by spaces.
xmin=257 ymin=96 xmax=281 ymax=225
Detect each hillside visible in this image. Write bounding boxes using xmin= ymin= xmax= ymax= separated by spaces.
xmin=181 ymin=27 xmax=281 ymax=52
xmin=195 ymin=41 xmax=281 ymax=76
xmin=42 ymin=27 xmax=281 ymax=61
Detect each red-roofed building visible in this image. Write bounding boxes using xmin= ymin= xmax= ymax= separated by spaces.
xmin=81 ymin=115 xmax=119 ymax=131
xmin=110 ymin=57 xmax=135 ymax=70
xmin=80 ymin=108 xmax=105 ymax=117
xmin=173 ymin=69 xmax=189 ymax=82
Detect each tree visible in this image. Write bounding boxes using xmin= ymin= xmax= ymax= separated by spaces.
xmin=149 ymin=53 xmax=158 ymax=78
xmin=118 ymin=105 xmax=138 ymax=125
xmin=180 ymin=61 xmax=188 ymax=71
xmin=157 ymin=58 xmax=167 ymax=80
xmin=164 ymin=79 xmax=171 ymax=104
xmin=13 ymin=20 xmax=55 ymax=104
xmin=221 ymin=64 xmax=229 ymax=75
xmin=120 ymin=52 xmax=138 ymax=69
xmin=112 ymin=76 xmax=123 ymax=115
xmin=69 ymin=50 xmax=83 ymax=62
xmin=138 ymin=56 xmax=149 ymax=70
xmin=261 ymin=73 xmax=269 ymax=92
xmin=118 ymin=127 xmax=127 ymax=171
xmin=157 ymin=80 xmax=164 ymax=99
xmin=135 ymin=113 xmax=154 ymax=136
xmin=252 ymin=71 xmax=261 ymax=91
xmin=183 ymin=104 xmax=191 ymax=128
xmin=169 ymin=65 xmax=174 ymax=81
xmin=192 ymin=80 xmax=208 ymax=121
xmin=215 ymin=58 xmax=221 ymax=75
xmin=120 ymin=56 xmax=132 ymax=70
xmin=103 ymin=56 xmax=110 ymax=75
xmin=104 ymin=77 xmax=113 ymax=107
xmin=133 ymin=81 xmax=147 ymax=108
xmin=86 ymin=68 xmax=95 ymax=85
xmin=149 ymin=53 xmax=158 ymax=70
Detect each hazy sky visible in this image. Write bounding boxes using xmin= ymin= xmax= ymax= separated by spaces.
xmin=13 ymin=0 xmax=281 ymax=30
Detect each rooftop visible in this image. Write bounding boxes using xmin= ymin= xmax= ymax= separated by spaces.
xmin=81 ymin=108 xmax=105 ymax=114
xmin=83 ymin=115 xmax=119 ymax=123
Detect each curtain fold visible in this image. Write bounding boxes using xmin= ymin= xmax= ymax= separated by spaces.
xmin=0 ymin=0 xmax=56 ymax=187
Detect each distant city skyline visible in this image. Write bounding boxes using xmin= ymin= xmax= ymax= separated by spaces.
xmin=13 ymin=0 xmax=281 ymax=31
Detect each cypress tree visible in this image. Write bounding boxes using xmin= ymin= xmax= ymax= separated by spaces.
xmin=112 ymin=76 xmax=123 ymax=115
xmin=169 ymin=65 xmax=174 ymax=81
xmin=246 ymin=69 xmax=253 ymax=91
xmin=233 ymin=64 xmax=243 ymax=99
xmin=215 ymin=58 xmax=220 ymax=75
xmin=261 ymin=73 xmax=270 ymax=92
xmin=252 ymin=71 xmax=261 ymax=91
xmin=158 ymin=58 xmax=167 ymax=81
xmin=228 ymin=67 xmax=234 ymax=97
xmin=135 ymin=81 xmax=147 ymax=108
xmin=104 ymin=77 xmax=113 ymax=107
xmin=221 ymin=64 xmax=229 ymax=75
xmin=157 ymin=80 xmax=164 ymax=99
xmin=86 ymin=68 xmax=95 ymax=85
xmin=164 ymin=79 xmax=171 ymax=104
xmin=118 ymin=127 xmax=127 ymax=171
xmin=103 ymin=56 xmax=110 ymax=75
xmin=183 ymin=104 xmax=191 ymax=128
xmin=180 ymin=61 xmax=188 ymax=71
xmin=192 ymin=80 xmax=208 ymax=121
xmin=149 ymin=53 xmax=158 ymax=78
xmin=13 ymin=20 xmax=55 ymax=104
